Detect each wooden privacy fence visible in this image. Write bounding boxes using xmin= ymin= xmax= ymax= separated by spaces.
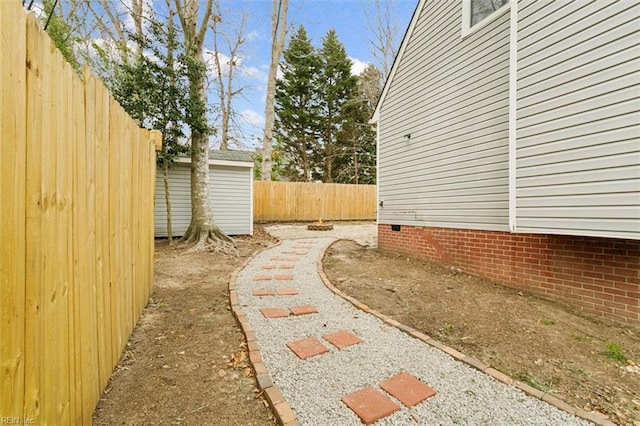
xmin=254 ymin=181 xmax=376 ymax=222
xmin=1 ymin=3 xmax=160 ymax=424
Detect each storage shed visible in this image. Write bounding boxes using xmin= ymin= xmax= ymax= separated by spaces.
xmin=154 ymin=150 xmax=254 ymax=237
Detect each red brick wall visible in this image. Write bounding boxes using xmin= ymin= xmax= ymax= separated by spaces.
xmin=378 ymin=224 xmax=640 ymax=326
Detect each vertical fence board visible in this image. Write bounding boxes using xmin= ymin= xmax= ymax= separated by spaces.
xmin=108 ymin=99 xmax=123 ymax=364
xmin=93 ymin=77 xmax=113 ymax=388
xmin=40 ymin=33 xmax=61 ymax=423
xmin=23 ymin=13 xmax=44 ymax=421
xmin=57 ymin=54 xmax=73 ymax=423
xmin=0 ymin=1 xmax=27 ymax=420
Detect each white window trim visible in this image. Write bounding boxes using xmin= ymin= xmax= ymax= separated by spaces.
xmin=461 ymin=0 xmax=511 ymax=38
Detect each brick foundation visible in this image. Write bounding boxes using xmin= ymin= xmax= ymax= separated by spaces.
xmin=378 ymin=224 xmax=640 ymax=326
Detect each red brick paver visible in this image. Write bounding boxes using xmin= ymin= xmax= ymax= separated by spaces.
xmin=274 ymin=274 xmax=294 ymax=281
xmin=322 ymin=330 xmax=363 ymax=349
xmin=254 ymin=275 xmax=272 ymax=281
xmin=290 ymin=305 xmax=318 ymax=316
xmin=260 ymin=308 xmax=290 ymax=318
xmin=278 ymin=264 xmax=295 ymax=270
xmin=341 ymin=387 xmax=400 ymax=425
xmin=286 ymin=337 xmax=329 ymax=360
xmin=276 ymin=288 xmax=299 ymax=296
xmin=379 ymin=372 xmax=436 ymax=408
xmin=252 ymin=288 xmax=275 ymax=297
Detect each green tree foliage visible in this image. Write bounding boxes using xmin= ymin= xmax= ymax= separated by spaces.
xmin=274 ymin=26 xmax=320 ymax=182
xmin=333 ymin=64 xmax=381 ymax=184
xmin=275 ymin=26 xmax=373 ymax=184
xmin=106 ymin=13 xmax=191 ymax=241
xmin=315 ymin=29 xmax=358 ymax=183
xmin=107 ymin=17 xmax=190 ymax=164
xmin=41 ymin=0 xmax=80 ymax=71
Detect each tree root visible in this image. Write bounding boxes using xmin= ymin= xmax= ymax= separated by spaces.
xmin=180 ymin=224 xmax=238 ymax=255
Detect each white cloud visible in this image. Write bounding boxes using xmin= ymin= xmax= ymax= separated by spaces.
xmin=240 ymin=109 xmax=265 ymax=128
xmin=350 ymin=57 xmax=369 ymax=76
xmin=242 ymin=65 xmax=268 ymax=81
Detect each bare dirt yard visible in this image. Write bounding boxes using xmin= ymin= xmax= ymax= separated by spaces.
xmin=93 ymin=224 xmax=639 ymax=425
xmin=92 ymin=228 xmax=278 ymax=426
xmin=323 ymin=239 xmax=640 ymax=426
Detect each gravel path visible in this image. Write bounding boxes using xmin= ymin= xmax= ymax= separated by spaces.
xmin=264 ymin=223 xmax=377 ymax=247
xmin=235 ymin=237 xmax=591 ymax=426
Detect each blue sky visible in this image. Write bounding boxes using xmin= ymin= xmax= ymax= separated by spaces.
xmin=212 ymin=0 xmax=418 ymax=149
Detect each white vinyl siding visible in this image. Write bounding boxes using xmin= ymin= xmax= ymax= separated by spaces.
xmin=378 ymin=1 xmax=511 ymax=230
xmin=155 ymin=162 xmax=253 ymax=237
xmin=155 ymin=164 xmax=191 ymax=237
xmin=515 ymin=0 xmax=640 ymax=239
xmin=209 ymin=166 xmax=253 ymax=235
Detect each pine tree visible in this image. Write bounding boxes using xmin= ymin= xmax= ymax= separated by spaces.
xmin=274 ymin=26 xmax=321 ymax=181
xmin=334 ymin=64 xmax=381 ymax=184
xmin=315 ymin=29 xmax=358 ymax=183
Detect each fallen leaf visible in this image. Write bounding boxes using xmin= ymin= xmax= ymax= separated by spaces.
xmin=218 ymin=369 xmax=227 ymax=377
xmin=242 ymin=367 xmax=252 ymax=377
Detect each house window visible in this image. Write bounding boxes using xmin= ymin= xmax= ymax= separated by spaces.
xmin=462 ymin=0 xmax=510 ymax=36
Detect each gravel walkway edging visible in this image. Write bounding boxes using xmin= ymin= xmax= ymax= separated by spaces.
xmin=229 ymin=238 xmax=301 ymax=426
xmin=315 ymin=241 xmax=615 ymax=426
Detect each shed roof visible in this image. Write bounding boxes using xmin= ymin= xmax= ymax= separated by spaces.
xmin=174 ymin=150 xmax=255 ymax=167
xmin=209 ymin=149 xmax=254 ymax=163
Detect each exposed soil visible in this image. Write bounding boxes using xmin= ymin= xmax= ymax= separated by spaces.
xmin=92 ymin=228 xmax=278 ymax=426
xmin=323 ymin=240 xmax=640 ymax=426
xmin=92 ymin=227 xmax=639 ymax=426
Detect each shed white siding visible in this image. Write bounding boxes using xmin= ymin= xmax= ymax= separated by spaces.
xmin=377 ymin=1 xmax=511 ymax=231
xmin=155 ymin=162 xmax=253 ymax=237
xmin=515 ymin=0 xmax=640 ymax=239
xmin=155 ymin=163 xmax=190 ymax=237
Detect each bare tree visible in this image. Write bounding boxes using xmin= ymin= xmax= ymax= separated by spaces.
xmin=175 ymin=0 xmax=234 ymax=251
xmin=260 ymin=0 xmax=288 ymax=181
xmin=363 ymin=0 xmax=399 ymax=80
xmin=209 ymin=6 xmax=248 ymax=150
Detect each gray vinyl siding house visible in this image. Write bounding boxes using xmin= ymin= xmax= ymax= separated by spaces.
xmin=514 ymin=1 xmax=639 ymax=238
xmin=373 ymin=0 xmax=640 ymax=240
xmin=154 ymin=150 xmax=254 ymax=237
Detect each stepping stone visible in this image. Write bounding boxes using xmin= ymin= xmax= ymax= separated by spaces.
xmin=286 ymin=337 xmax=329 ymax=360
xmin=342 ymin=386 xmax=400 ymax=425
xmin=254 ymin=275 xmax=272 ymax=281
xmin=274 ymin=274 xmax=294 ymax=281
xmin=322 ymin=330 xmax=363 ymax=349
xmin=379 ymin=372 xmax=436 ymax=407
xmin=276 ymin=288 xmax=299 ymax=296
xmin=269 ymin=256 xmax=284 ymax=261
xmin=290 ymin=305 xmax=318 ymax=316
xmin=260 ymin=308 xmax=290 ymax=318
xmin=277 ymin=264 xmax=295 ymax=269
xmin=261 ymin=265 xmax=277 ymax=270
xmin=282 ymin=257 xmax=299 ymax=262
xmin=252 ymin=288 xmax=275 ymax=297
xmin=293 ymin=251 xmax=308 ymax=255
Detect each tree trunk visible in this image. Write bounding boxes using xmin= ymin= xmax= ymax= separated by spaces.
xmin=261 ymin=0 xmax=288 ymax=180
xmin=175 ymin=0 xmax=234 ymax=252
xmin=162 ymin=158 xmax=173 ymax=243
